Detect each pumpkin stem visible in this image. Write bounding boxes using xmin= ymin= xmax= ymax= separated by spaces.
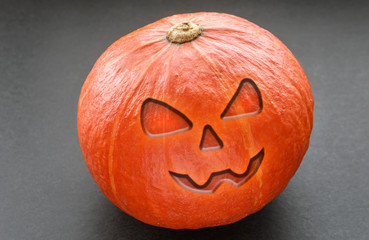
xmin=166 ymin=22 xmax=203 ymax=44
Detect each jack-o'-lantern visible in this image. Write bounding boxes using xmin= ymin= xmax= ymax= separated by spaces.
xmin=77 ymin=12 xmax=314 ymax=229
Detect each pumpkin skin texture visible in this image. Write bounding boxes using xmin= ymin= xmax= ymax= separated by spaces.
xmin=77 ymin=12 xmax=314 ymax=229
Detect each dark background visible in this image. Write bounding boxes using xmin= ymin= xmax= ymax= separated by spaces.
xmin=1 ymin=0 xmax=368 ymax=239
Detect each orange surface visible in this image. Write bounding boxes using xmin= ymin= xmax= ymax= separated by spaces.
xmin=77 ymin=12 xmax=314 ymax=229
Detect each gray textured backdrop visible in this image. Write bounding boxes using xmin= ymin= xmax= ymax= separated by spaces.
xmin=1 ymin=0 xmax=368 ymax=239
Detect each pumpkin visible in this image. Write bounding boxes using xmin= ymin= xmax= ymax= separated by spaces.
xmin=77 ymin=12 xmax=314 ymax=229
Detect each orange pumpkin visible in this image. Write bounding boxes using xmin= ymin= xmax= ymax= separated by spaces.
xmin=77 ymin=12 xmax=314 ymax=229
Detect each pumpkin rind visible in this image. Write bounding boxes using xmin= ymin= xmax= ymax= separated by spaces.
xmin=77 ymin=12 xmax=314 ymax=229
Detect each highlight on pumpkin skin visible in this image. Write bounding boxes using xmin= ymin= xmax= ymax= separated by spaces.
xmin=169 ymin=148 xmax=264 ymax=194
xmin=141 ymin=98 xmax=193 ymax=138
xmin=221 ymin=78 xmax=263 ymax=120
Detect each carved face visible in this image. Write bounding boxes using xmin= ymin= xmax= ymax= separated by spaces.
xmin=78 ymin=12 xmax=314 ymax=229
xmin=141 ymin=79 xmax=264 ymax=194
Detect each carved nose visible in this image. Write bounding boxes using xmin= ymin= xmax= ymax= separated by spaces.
xmin=199 ymin=125 xmax=224 ymax=152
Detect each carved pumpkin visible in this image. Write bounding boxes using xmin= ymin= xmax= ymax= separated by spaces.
xmin=77 ymin=12 xmax=314 ymax=229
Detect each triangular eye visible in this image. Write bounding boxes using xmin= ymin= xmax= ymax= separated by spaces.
xmin=221 ymin=79 xmax=263 ymax=120
xmin=141 ymin=98 xmax=193 ymax=138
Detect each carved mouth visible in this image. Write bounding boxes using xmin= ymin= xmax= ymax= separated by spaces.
xmin=169 ymin=148 xmax=264 ymax=194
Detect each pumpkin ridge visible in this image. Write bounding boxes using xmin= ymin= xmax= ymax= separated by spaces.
xmin=151 ymin=43 xmax=177 ymax=102
xmin=78 ymin=37 xmax=167 ymax=109
xmin=191 ymin=39 xmax=259 ymax=158
xmin=211 ymin=25 xmax=313 ymax=131
xmin=200 ymin=30 xmax=306 ymax=132
xmin=107 ymin=43 xmax=172 ymax=207
xmin=190 ymin=41 xmax=233 ymax=101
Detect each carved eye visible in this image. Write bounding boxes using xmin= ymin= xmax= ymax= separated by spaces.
xmin=221 ymin=79 xmax=263 ymax=121
xmin=141 ymin=98 xmax=193 ymax=138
